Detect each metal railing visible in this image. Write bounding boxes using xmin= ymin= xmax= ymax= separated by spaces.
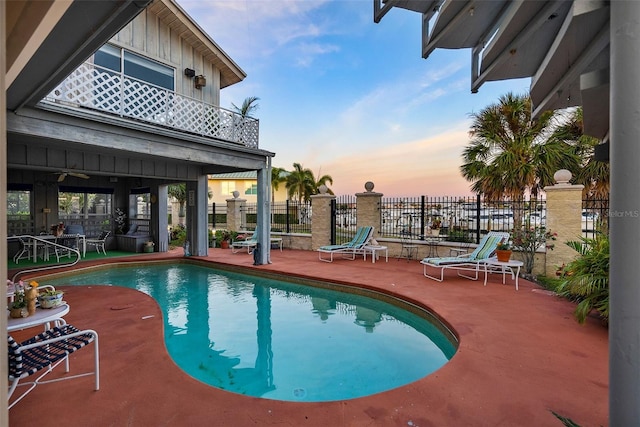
xmin=9 ymin=235 xmax=81 ymax=283
xmin=380 ymin=195 xmax=547 ymax=243
xmin=42 ymin=62 xmax=259 ymax=148
xmin=240 ymin=201 xmax=312 ymax=234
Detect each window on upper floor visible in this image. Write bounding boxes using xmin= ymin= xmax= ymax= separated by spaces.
xmin=94 ymin=44 xmax=175 ymax=91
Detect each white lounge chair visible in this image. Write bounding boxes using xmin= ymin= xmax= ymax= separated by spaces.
xmin=231 ymin=227 xmax=283 ymax=254
xmin=420 ymin=231 xmax=510 ymax=282
xmin=231 ymin=230 xmax=259 ymax=254
xmin=318 ymin=226 xmax=375 ymax=262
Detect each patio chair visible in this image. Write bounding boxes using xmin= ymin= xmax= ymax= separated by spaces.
xmin=13 ymin=236 xmax=35 ymax=264
xmin=231 ymin=229 xmax=259 ymax=254
xmin=420 ymin=231 xmax=509 ymax=282
xmin=318 ymin=226 xmax=375 ymax=262
xmin=86 ymin=231 xmax=110 ymax=255
xmin=398 ymin=229 xmax=419 ymax=262
xmin=7 ymin=320 xmax=99 ymax=409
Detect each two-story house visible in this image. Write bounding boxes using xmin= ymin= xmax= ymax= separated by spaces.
xmin=5 ymin=0 xmax=275 ymax=261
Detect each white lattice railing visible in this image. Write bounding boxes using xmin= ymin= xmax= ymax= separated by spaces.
xmin=42 ymin=62 xmax=259 ymax=148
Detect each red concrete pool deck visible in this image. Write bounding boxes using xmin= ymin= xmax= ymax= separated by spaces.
xmin=8 ymin=248 xmax=608 ymax=426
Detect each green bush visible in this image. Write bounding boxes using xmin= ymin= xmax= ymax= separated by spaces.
xmin=556 ymin=232 xmax=609 ymax=324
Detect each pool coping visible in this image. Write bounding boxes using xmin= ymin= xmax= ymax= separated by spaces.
xmin=8 ymin=248 xmax=609 ymax=426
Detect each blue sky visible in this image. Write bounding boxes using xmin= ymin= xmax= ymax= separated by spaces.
xmin=180 ymin=0 xmax=530 ymax=197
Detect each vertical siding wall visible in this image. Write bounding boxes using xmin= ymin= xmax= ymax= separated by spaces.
xmin=110 ymin=6 xmax=221 ymax=106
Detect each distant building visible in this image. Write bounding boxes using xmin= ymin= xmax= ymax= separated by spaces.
xmin=209 ymin=171 xmax=288 ymax=204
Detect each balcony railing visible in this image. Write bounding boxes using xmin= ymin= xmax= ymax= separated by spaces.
xmin=42 ymin=62 xmax=259 ymax=148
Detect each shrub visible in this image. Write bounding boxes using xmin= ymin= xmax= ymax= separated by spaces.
xmin=511 ymin=226 xmax=556 ymax=274
xmin=556 ymin=232 xmax=609 ymax=324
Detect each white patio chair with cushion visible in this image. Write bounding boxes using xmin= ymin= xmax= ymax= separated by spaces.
xmin=86 ymin=231 xmax=110 ymax=255
xmin=7 ymin=319 xmax=99 ymax=409
xmin=420 ymin=231 xmax=510 ymax=282
xmin=317 ymin=226 xmax=375 ymax=262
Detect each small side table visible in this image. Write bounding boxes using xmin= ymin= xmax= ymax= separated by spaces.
xmin=364 ymin=245 xmax=388 ymax=264
xmin=483 ymin=259 xmax=524 ymax=290
xmin=7 ymin=303 xmax=70 ymax=332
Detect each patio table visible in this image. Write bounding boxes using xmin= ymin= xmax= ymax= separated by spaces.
xmin=33 ymin=234 xmax=86 ymax=261
xmin=7 ymin=303 xmax=70 ymax=332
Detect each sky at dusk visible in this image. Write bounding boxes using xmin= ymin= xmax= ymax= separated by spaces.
xmin=179 ymin=0 xmax=530 ymax=197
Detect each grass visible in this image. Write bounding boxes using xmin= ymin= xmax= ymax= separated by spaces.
xmin=8 ymin=249 xmax=146 ymax=271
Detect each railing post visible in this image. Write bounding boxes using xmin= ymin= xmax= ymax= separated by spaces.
xmin=355 ymin=181 xmax=383 ymax=240
xmin=475 ymin=194 xmax=481 ymax=243
xmin=543 ymin=169 xmax=584 ymax=276
xmin=310 ymin=188 xmax=335 ymax=250
xmin=420 ymin=195 xmax=426 ymax=240
xmin=285 ymin=200 xmax=290 ymax=234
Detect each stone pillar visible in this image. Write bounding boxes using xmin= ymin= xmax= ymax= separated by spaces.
xmin=543 ymin=169 xmax=584 ymax=276
xmin=311 ymin=186 xmax=335 ymax=250
xmin=226 ymin=191 xmax=245 ymax=232
xmin=355 ymin=181 xmax=382 ymax=238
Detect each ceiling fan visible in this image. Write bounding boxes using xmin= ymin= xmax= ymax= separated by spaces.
xmin=55 ymin=171 xmax=90 ymax=182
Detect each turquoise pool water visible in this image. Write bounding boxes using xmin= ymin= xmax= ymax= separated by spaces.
xmin=44 ymin=263 xmax=456 ymax=401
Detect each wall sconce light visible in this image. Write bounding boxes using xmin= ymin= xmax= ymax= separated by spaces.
xmin=195 ymin=75 xmax=207 ymax=89
xmin=184 ymin=68 xmax=196 ymax=78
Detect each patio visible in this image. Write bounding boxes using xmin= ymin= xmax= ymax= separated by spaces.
xmin=8 ymin=248 xmax=608 ymax=426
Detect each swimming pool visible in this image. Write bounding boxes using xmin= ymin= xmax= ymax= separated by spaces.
xmin=43 ymin=262 xmax=457 ymax=402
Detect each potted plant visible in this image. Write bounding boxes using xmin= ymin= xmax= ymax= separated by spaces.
xmin=215 ymin=230 xmax=232 ymax=249
xmin=495 ymin=241 xmax=512 ymax=262
xmin=144 ymin=240 xmax=155 ymax=253
xmin=38 ymin=288 xmax=65 ymax=309
xmin=10 ymin=291 xmax=28 ymax=318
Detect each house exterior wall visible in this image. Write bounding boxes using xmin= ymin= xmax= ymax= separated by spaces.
xmin=109 ymin=2 xmax=221 ymax=106
xmin=208 ymin=178 xmax=288 ymax=204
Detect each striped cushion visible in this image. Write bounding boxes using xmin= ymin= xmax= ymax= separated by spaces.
xmin=8 ymin=325 xmax=95 ymax=380
xmin=470 ymin=235 xmax=503 ymax=260
xmin=320 ymin=226 xmax=373 ymax=251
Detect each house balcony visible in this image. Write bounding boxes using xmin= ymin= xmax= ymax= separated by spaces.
xmin=40 ymin=62 xmax=259 ymax=148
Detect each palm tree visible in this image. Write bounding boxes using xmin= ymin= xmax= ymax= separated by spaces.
xmin=168 ymin=184 xmax=187 ymax=224
xmin=271 ymin=166 xmax=287 ymax=204
xmin=314 ymin=168 xmax=334 ymax=195
xmin=460 ymin=93 xmax=583 ymax=227
xmin=286 ymin=163 xmax=315 ymax=204
xmin=551 ymin=108 xmax=609 ymax=200
xmin=231 ymin=96 xmax=260 ymax=118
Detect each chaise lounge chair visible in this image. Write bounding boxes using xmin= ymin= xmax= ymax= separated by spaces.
xmin=420 ymin=231 xmax=509 ymax=282
xmin=317 ymin=226 xmax=375 ymax=262
xmin=231 ymin=230 xmax=259 ymax=254
xmin=231 ymin=227 xmax=283 ymax=254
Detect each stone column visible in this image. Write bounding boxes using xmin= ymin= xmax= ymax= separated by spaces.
xmin=311 ymin=186 xmax=335 ymax=250
xmin=226 ymin=191 xmax=246 ymax=232
xmin=355 ymin=181 xmax=382 ymax=238
xmin=543 ymin=169 xmax=584 ymax=276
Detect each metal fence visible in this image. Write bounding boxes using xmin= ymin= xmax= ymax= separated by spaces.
xmin=209 ymin=194 xmax=609 ymax=244
xmin=582 ymin=197 xmax=609 ymax=239
xmin=380 ymin=195 xmax=546 ymax=244
xmin=240 ymin=201 xmax=312 ymax=234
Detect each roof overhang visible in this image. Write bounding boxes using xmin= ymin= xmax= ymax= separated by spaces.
xmin=6 ymin=0 xmax=153 ymax=111
xmin=375 ymin=0 xmax=611 ymax=141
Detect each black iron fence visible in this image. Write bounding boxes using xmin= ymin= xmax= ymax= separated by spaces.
xmin=379 ymin=195 xmax=547 ymax=244
xmin=240 ymin=201 xmax=312 ymax=234
xmin=582 ymin=197 xmax=609 ymax=239
xmin=208 ymin=195 xmax=609 ymax=244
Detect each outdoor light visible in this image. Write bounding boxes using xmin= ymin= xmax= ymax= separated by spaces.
xmin=184 ymin=68 xmax=195 ymax=78
xmin=195 ymin=75 xmax=206 ymax=89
